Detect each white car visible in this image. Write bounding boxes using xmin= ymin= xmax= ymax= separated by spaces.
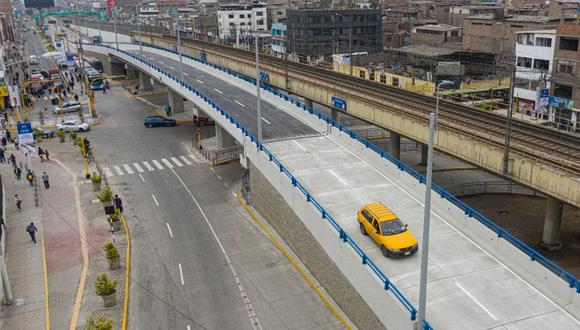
xmin=29 ymin=55 xmax=39 ymax=65
xmin=54 ymin=101 xmax=82 ymax=114
xmin=57 ymin=120 xmax=90 ymax=132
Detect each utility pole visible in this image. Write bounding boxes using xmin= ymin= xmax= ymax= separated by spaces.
xmin=502 ymin=49 xmax=516 ymax=175
xmin=255 ymin=36 xmax=263 ymax=143
xmin=112 ymin=5 xmax=119 ymax=49
xmin=175 ymin=10 xmax=184 ymax=82
xmin=97 ymin=11 xmax=102 ymax=43
xmin=349 ymin=28 xmax=353 ymax=76
xmin=136 ymin=3 xmax=142 ymax=55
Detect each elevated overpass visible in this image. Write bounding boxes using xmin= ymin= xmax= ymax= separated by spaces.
xmin=77 ymin=40 xmax=580 ymax=329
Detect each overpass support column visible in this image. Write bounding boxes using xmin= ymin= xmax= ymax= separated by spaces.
xmin=168 ymin=90 xmax=185 ymax=113
xmin=304 ymin=98 xmax=313 ymax=109
xmin=139 ymin=71 xmax=154 ymax=92
xmin=540 ymin=197 xmax=564 ymax=251
xmin=216 ymin=125 xmax=236 ymax=148
xmin=331 ymin=109 xmax=340 ymax=122
xmin=419 ymin=143 xmax=428 ymax=166
xmin=389 ymin=131 xmax=401 ymax=159
xmin=109 ymin=62 xmax=125 ymax=76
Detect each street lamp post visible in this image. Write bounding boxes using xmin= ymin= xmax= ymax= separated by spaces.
xmin=175 ymin=10 xmax=184 ymax=82
xmin=417 ymin=80 xmax=454 ymax=328
xmin=97 ymin=12 xmax=102 ymax=43
xmin=136 ymin=4 xmax=143 ymax=55
xmin=255 ymin=36 xmax=262 ymax=143
xmin=112 ymin=6 xmax=119 ymax=49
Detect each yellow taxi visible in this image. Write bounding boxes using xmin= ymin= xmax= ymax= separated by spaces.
xmin=357 ymin=202 xmax=418 ymax=257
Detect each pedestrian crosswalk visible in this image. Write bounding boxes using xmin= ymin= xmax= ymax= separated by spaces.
xmin=102 ymin=154 xmax=205 ymax=178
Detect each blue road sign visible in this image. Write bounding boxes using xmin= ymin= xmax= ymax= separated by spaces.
xmin=332 ymin=96 xmax=346 ymax=110
xmin=259 ymin=71 xmax=269 ymax=82
xmin=17 ymin=122 xmax=33 ymax=135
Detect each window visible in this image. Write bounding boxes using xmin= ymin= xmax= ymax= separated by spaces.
xmin=557 ymin=60 xmax=576 ymax=74
xmin=392 ymin=77 xmax=399 ymax=87
xmin=553 ymin=84 xmax=573 ymax=99
xmin=240 ymin=22 xmax=245 ymax=26
xmin=229 ymin=22 xmax=234 ymax=27
xmin=228 ymin=14 xmax=234 ymax=19
xmin=361 ymin=210 xmax=373 ymax=223
xmin=518 ymin=33 xmax=533 ymax=45
xmin=369 ymin=72 xmax=375 ymax=81
xmin=533 ymin=59 xmax=550 ymax=71
xmin=257 ymin=20 xmax=264 ymax=26
xmin=536 ymin=37 xmax=552 ymax=47
xmin=239 ymin=14 xmax=245 ymax=18
xmin=559 ymin=37 xmax=578 ymax=51
xmin=517 ymin=56 xmax=532 ymax=68
xmin=372 ymin=220 xmax=380 ymax=232
xmin=256 ymin=12 xmax=263 ymax=16
xmin=359 ymin=71 xmax=366 ymax=79
xmin=380 ymin=74 xmax=386 ymax=83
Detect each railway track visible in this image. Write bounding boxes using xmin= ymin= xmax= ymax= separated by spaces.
xmin=157 ymin=35 xmax=580 ymax=176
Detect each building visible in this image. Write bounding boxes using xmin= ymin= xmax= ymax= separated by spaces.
xmin=550 ymin=24 xmax=580 ymax=131
xmin=286 ymin=9 xmax=382 ymax=63
xmin=217 ymin=3 xmax=268 ymax=40
xmin=513 ymin=30 xmax=556 ymax=117
xmin=199 ymin=0 xmax=219 ymax=15
xmin=548 ymin=0 xmax=580 ymax=18
xmin=271 ymin=23 xmax=286 ymax=57
xmin=192 ymin=14 xmax=219 ymax=41
xmin=267 ymin=1 xmax=287 ymax=28
xmin=412 ymin=24 xmax=462 ymax=46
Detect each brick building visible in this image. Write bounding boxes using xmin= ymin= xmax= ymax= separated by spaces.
xmin=548 ymin=0 xmax=580 ymax=18
xmin=412 ymin=24 xmax=462 ymax=46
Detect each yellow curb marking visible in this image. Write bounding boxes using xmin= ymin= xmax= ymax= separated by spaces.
xmin=40 ymin=219 xmax=51 ymax=330
xmin=237 ymin=192 xmax=352 ymax=330
xmin=120 ymin=214 xmax=132 ymax=330
xmin=54 ymin=159 xmax=89 ymax=330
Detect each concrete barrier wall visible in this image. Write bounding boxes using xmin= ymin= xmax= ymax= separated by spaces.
xmin=70 ymin=25 xmax=132 ymax=44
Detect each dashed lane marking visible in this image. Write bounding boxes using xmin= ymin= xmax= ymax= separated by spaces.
xmin=161 ymin=158 xmax=174 ymax=169
xmin=132 ymin=162 xmax=144 ymax=173
xmin=142 ymin=161 xmax=155 ymax=171
xmin=170 ymin=157 xmax=183 ymax=167
xmin=123 ymin=164 xmax=134 ymax=175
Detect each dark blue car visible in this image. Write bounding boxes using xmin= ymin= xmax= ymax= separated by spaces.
xmin=144 ymin=116 xmax=176 ymax=128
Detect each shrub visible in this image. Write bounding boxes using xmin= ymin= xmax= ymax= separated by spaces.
xmin=56 ymin=129 xmax=66 ymax=137
xmin=96 ymin=186 xmax=112 ymax=203
xmin=91 ymin=172 xmax=102 ymax=184
xmin=108 ymin=208 xmax=120 ymax=223
xmin=103 ymin=242 xmax=119 ymax=262
xmin=86 ymin=314 xmax=113 ymax=330
xmin=69 ymin=131 xmax=77 ymax=140
xmin=94 ymin=273 xmax=117 ymax=296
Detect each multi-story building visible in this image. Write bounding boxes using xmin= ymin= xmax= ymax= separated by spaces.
xmin=548 ymin=0 xmax=580 ymax=18
xmin=192 ymin=14 xmax=219 ymax=41
xmin=513 ymin=30 xmax=555 ymax=117
xmin=267 ymin=1 xmax=287 ymax=28
xmin=271 ymin=23 xmax=286 ymax=57
xmin=286 ymin=9 xmax=382 ymax=63
xmin=217 ymin=3 xmax=268 ymax=40
xmin=412 ymin=24 xmax=462 ymax=46
xmin=550 ymin=24 xmax=579 ymax=131
xmin=199 ymin=0 xmax=219 ymax=16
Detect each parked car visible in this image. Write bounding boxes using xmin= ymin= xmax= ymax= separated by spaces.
xmin=357 ymin=202 xmax=418 ymax=257
xmin=57 ymin=120 xmax=90 ymax=132
xmin=193 ymin=115 xmax=214 ymax=126
xmin=144 ymin=116 xmax=176 ymax=127
xmin=33 ymin=127 xmax=55 ymax=138
xmin=54 ymin=101 xmax=82 ymax=114
xmin=29 ymin=55 xmax=39 ymax=65
xmin=90 ymin=81 xmax=104 ymax=90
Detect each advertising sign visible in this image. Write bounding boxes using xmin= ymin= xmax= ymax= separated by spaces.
xmin=17 ymin=123 xmax=34 ymax=145
xmin=332 ymin=96 xmax=346 ymax=110
xmin=24 ymin=0 xmax=54 ymax=8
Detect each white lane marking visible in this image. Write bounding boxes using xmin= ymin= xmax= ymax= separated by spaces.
xmin=170 ymin=168 xmax=262 ymax=329
xmin=158 ymin=60 xmax=165 ymax=65
xmin=213 ymin=88 xmax=223 ymax=94
xmin=152 ymin=160 xmax=164 ymax=170
xmin=455 ymin=283 xmax=498 ymax=321
xmin=328 ymin=169 xmax=347 ymax=186
xmin=133 ymin=162 xmax=144 ymax=173
xmin=170 ymin=157 xmax=183 ymax=167
xmin=103 ymin=167 xmax=114 ymax=177
xmin=187 ymin=326 xmax=191 ymax=330
xmin=293 ymin=140 xmax=307 ymax=151
xmin=235 ymin=100 xmax=246 ymax=107
xmin=231 ymin=191 xmax=237 ymax=197
xmin=188 ymin=154 xmax=203 ymax=164
xmin=209 ymin=167 xmax=215 ymax=173
xmin=196 ymin=79 xmax=204 ymax=84
xmin=139 ymin=173 xmax=146 ymax=182
xmin=169 ymin=65 xmax=175 ymax=70
xmin=224 ymin=182 xmax=229 ymax=188
xmin=183 ymin=72 xmax=189 ymax=76
xmin=179 ymin=155 xmax=192 ymax=165
xmin=178 ymin=263 xmax=184 ymax=286
xmin=216 ymin=175 xmax=222 ymax=181
xmin=142 ymin=161 xmax=155 ymax=171
xmin=123 ymin=164 xmax=135 ymax=175
xmin=166 ymin=223 xmax=174 ymax=238
xmin=152 ymin=194 xmax=159 ymax=206
xmin=113 ymin=166 xmax=124 ymax=176
xmin=261 ymin=117 xmax=271 ymax=124
xmin=161 ymin=158 xmax=174 ymax=168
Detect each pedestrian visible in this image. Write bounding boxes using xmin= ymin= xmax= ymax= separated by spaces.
xmin=71 ymin=81 xmax=75 ymax=89
xmin=38 ymin=147 xmax=45 ymax=162
xmin=74 ymin=94 xmax=79 ymax=102
xmin=26 ymin=170 xmax=34 ymax=186
xmin=134 ymin=84 xmax=139 ymax=95
xmin=14 ymin=166 xmax=21 ymax=180
xmin=26 ymin=222 xmax=38 ymax=243
xmin=14 ymin=137 xmax=18 ymax=150
xmin=0 ymin=147 xmax=5 ymax=163
xmin=105 ymin=80 xmax=110 ymax=90
xmin=42 ymin=172 xmax=49 ymax=189
xmin=5 ymin=130 xmax=10 ymax=142
xmin=44 ymin=149 xmax=50 ymax=161
xmin=1 ymin=136 xmax=6 ymax=146
xmin=9 ymin=153 xmax=16 ymax=167
xmin=63 ymin=89 xmax=67 ymax=97
xmin=14 ymin=194 xmax=22 ymax=211
xmin=44 ymin=106 xmax=47 ymax=113
xmin=113 ymin=194 xmax=123 ymax=213
xmin=102 ymin=87 xmax=106 ymax=95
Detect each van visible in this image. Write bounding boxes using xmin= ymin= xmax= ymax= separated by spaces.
xmin=357 ymin=202 xmax=418 ymax=257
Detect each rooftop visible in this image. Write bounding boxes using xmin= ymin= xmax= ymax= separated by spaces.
xmin=516 ymin=29 xmax=556 ymax=34
xmin=467 ymin=14 xmax=563 ymax=22
xmin=414 ymin=24 xmax=462 ymax=32
xmin=390 ymin=44 xmax=457 ymax=57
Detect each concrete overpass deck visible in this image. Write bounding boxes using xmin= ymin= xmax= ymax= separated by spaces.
xmin=82 ymin=42 xmax=580 ymax=329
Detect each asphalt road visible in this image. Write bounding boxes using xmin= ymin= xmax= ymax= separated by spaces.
xmin=81 ymin=84 xmax=343 ymax=329
xmin=127 ymin=50 xmax=318 ymax=142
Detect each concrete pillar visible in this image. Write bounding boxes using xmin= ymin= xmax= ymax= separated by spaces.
xmin=540 ymin=197 xmax=564 ymax=251
xmin=389 ymin=131 xmax=401 ymax=159
xmin=168 ymin=90 xmax=185 ymax=113
xmin=331 ymin=108 xmax=340 ymax=122
xmin=216 ymin=125 xmax=236 ymax=148
xmin=109 ymin=62 xmax=125 ymax=76
xmin=0 ymin=257 xmax=13 ymax=305
xmin=419 ymin=143 xmax=428 ymax=166
xmin=138 ymin=71 xmax=154 ymax=92
xmin=304 ymin=98 xmax=314 ymax=109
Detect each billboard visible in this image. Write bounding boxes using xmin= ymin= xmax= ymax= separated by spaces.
xmin=24 ymin=0 xmax=55 ymax=8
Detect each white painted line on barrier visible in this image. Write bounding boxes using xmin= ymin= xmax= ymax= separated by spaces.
xmin=328 ymin=169 xmax=347 ymax=186
xmin=213 ymin=88 xmax=223 ymax=94
xmin=161 ymin=158 xmax=174 ymax=168
xmin=113 ymin=165 xmax=124 ymax=176
xmin=293 ymin=140 xmax=306 ymax=151
xmin=235 ymin=100 xmax=246 ymax=107
xmin=152 ymin=160 xmax=164 ymax=170
xmin=170 ymin=157 xmax=183 ymax=167
xmin=166 ymin=223 xmax=174 ymax=238
xmin=179 ymin=155 xmax=192 ymax=165
xmin=158 ymin=60 xmax=165 ymax=65
xmin=133 ymin=162 xmax=145 ymax=173
xmin=261 ymin=117 xmax=271 ymax=124
xmin=169 ymin=65 xmax=175 ymax=70
xmin=123 ymin=164 xmax=134 ymax=175
xmin=152 ymin=194 xmax=159 ymax=206
xmin=139 ymin=173 xmax=145 ymax=182
xmin=455 ymin=282 xmax=498 ymax=321
xmin=178 ymin=263 xmax=184 ymax=285
xmin=183 ymin=72 xmax=189 ymax=76
xmin=196 ymin=79 xmax=204 ymax=84
xmin=142 ymin=161 xmax=155 ymax=171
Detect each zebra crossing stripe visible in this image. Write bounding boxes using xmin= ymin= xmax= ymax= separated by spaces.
xmin=152 ymin=160 xmax=164 ymax=170
xmin=170 ymin=157 xmax=183 ymax=167
xmin=142 ymin=161 xmax=154 ymax=171
xmin=161 ymin=158 xmax=174 ymax=169
xmin=179 ymin=156 xmax=192 ymax=165
xmin=188 ymin=154 xmax=203 ymax=164
xmin=103 ymin=167 xmax=114 ymax=177
xmin=133 ymin=162 xmax=145 ymax=173
xmin=123 ymin=164 xmax=134 ymax=174
xmin=113 ymin=165 xmax=124 ymax=176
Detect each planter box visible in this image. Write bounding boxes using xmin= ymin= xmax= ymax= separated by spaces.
xmin=101 ymin=291 xmax=117 ymax=307
xmin=104 ymin=205 xmax=115 ymax=215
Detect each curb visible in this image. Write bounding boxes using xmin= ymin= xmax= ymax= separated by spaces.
xmin=120 ymin=214 xmax=131 ymax=330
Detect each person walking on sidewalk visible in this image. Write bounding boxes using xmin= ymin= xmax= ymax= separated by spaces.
xmin=113 ymin=195 xmax=123 ymax=213
xmin=26 ymin=222 xmax=38 ymax=243
xmin=26 ymin=170 xmax=34 ymax=186
xmin=9 ymin=153 xmax=16 ymax=167
xmin=42 ymin=172 xmax=49 ymax=189
xmin=44 ymin=149 xmax=50 ymax=161
xmin=14 ymin=194 xmax=22 ymax=211
xmin=38 ymin=147 xmax=45 ymax=162
xmin=14 ymin=166 xmax=21 ymax=180
xmin=0 ymin=147 xmax=5 ymax=163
